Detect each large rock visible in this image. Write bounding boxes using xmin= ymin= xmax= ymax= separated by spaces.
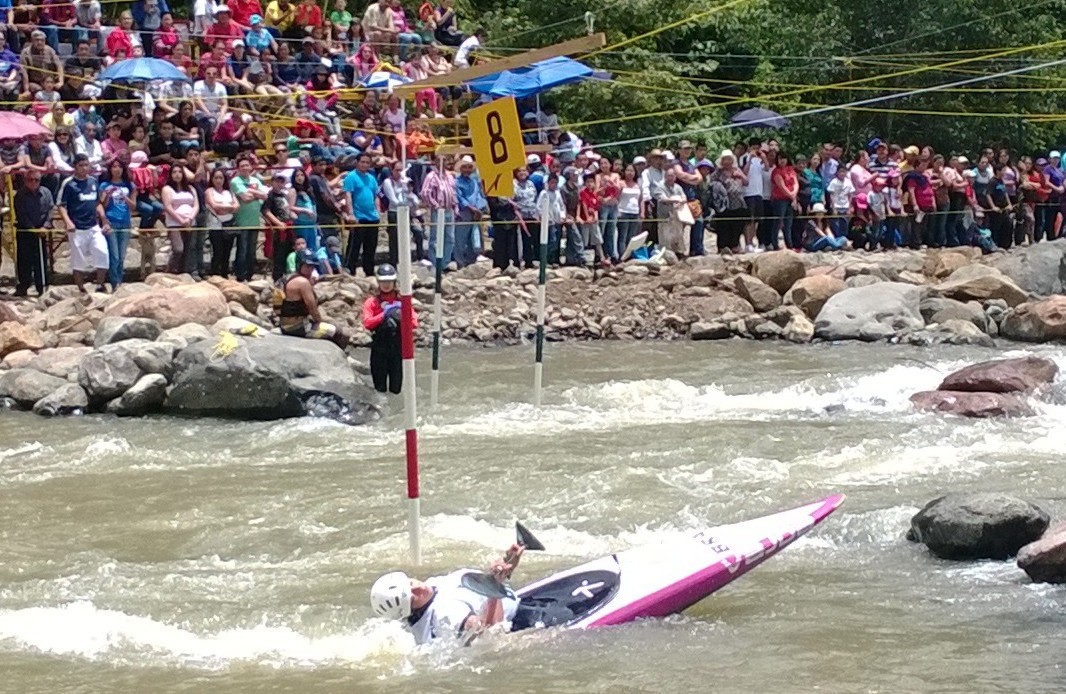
xmin=77 ymin=339 xmax=174 ymax=403
xmin=27 ymin=346 xmax=92 ymax=379
xmin=165 ymin=334 xmax=382 ymax=424
xmin=935 ymin=265 xmax=1028 ymax=307
xmin=0 ymin=302 xmax=25 ymax=324
xmin=991 ymin=238 xmax=1066 ymax=296
xmin=94 ymin=316 xmax=163 ymax=347
xmin=782 ymin=314 xmax=815 ymax=343
xmin=924 ymin=250 xmax=973 ymax=279
xmin=159 ymin=323 xmax=214 ymax=350
xmin=106 ymin=374 xmax=168 ymax=416
xmin=909 ymin=494 xmax=1049 ymax=560
xmin=938 ymin=356 xmax=1058 ymax=393
xmin=1000 ymin=296 xmax=1066 ymax=342
xmin=0 ymin=322 xmax=45 ymax=358
xmin=814 ymin=282 xmax=923 ymax=341
xmin=751 ymin=251 xmax=806 ymax=294
xmin=689 ymin=321 xmax=732 ymax=340
xmin=733 ymin=275 xmax=781 ymax=312
xmin=103 ymin=283 xmax=229 ymax=330
xmin=784 ymin=275 xmax=847 ymax=320
xmin=37 ymin=295 xmax=107 ymax=333
xmin=206 ymin=276 xmax=260 ymax=313
xmin=1017 ymin=522 xmax=1066 ymax=583
xmin=678 ymin=292 xmax=755 ymax=321
xmin=32 ymin=383 xmax=89 ymax=416
xmin=909 ymin=390 xmax=1034 ymax=417
xmin=0 ymin=368 xmax=68 ymax=408
xmin=919 ymin=296 xmax=988 ymax=332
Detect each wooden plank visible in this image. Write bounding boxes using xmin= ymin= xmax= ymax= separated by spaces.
xmin=433 ymin=143 xmax=553 ymax=156
xmin=400 ymin=33 xmax=606 ymax=92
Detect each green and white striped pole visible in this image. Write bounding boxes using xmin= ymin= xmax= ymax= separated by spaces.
xmin=534 ymin=195 xmax=550 ymax=407
xmin=430 ymin=208 xmax=445 ymax=408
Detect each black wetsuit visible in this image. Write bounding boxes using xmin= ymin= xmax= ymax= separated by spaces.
xmin=368 ymin=294 xmax=403 ymax=394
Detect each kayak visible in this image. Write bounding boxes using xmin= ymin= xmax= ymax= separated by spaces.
xmin=511 ymin=494 xmax=844 ymax=629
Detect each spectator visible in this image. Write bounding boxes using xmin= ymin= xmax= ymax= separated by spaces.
xmin=0 ymin=35 xmax=19 ymax=100
xmin=58 ymin=154 xmax=109 ymax=293
xmin=244 ymin=14 xmax=275 ymax=55
xmin=228 ymin=0 xmax=261 ymax=28
xmin=99 ymin=158 xmax=135 ymax=290
xmin=803 ymin=203 xmax=847 ymax=251
xmin=161 ymin=164 xmax=198 ymax=273
xmin=432 ymin=0 xmax=462 ymax=46
xmin=342 ymin=152 xmax=380 ymax=276
xmin=153 ymin=12 xmax=179 ymax=56
xmin=262 ymin=171 xmax=294 ymax=279
xmin=388 ymin=0 xmax=421 ymax=61
xmin=362 ymin=0 xmax=397 ymax=59
xmin=329 ymin=0 xmax=353 ymax=46
xmin=453 ymin=25 xmax=482 ymax=69
xmin=825 ymin=164 xmax=853 ymax=240
xmin=710 ymin=149 xmax=746 ymax=254
xmin=264 ymin=0 xmax=296 ymax=37
xmin=291 ymin=167 xmax=318 ymax=250
xmin=657 ymin=167 xmax=688 ymax=256
xmin=616 ymin=162 xmax=643 ymax=255
xmin=1043 ymin=152 xmax=1064 ymax=241
xmin=419 ymin=156 xmax=457 ymax=267
xmin=41 ymin=101 xmax=74 ymax=131
xmin=40 ymin=0 xmax=77 ymax=51
xmin=14 ymin=169 xmax=53 ymax=297
xmin=512 ymin=166 xmax=538 ymax=267
xmin=193 ymin=65 xmax=228 ymax=142
xmin=205 ymin=165 xmax=238 ymax=276
xmin=20 ymin=29 xmax=62 ymax=98
xmin=105 ymin=10 xmax=139 ymax=59
xmin=769 ymin=151 xmax=797 ymax=251
xmin=454 ymin=155 xmax=487 ymax=267
xmin=229 ymin=155 xmax=266 ymax=280
xmin=294 ymin=0 xmax=322 ymax=33
xmin=20 ymin=132 xmax=55 ymax=190
xmin=194 ymin=0 xmax=217 ymax=36
xmin=577 ymin=171 xmax=603 ymax=265
xmin=380 ymin=160 xmax=407 ymax=266
xmin=74 ymin=122 xmax=103 ymax=173
xmin=536 ymin=172 xmax=564 ymax=265
xmin=205 ymin=5 xmax=244 ymax=50
xmin=740 ymin=138 xmax=765 ymax=252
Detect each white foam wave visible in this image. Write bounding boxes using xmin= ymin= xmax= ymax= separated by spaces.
xmin=0 ymin=601 xmax=414 ymax=668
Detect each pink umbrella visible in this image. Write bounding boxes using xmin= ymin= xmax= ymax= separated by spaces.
xmin=0 ymin=111 xmax=52 ymax=138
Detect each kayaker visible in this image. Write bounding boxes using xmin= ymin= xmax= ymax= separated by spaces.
xmin=370 ymin=543 xmax=525 ymax=645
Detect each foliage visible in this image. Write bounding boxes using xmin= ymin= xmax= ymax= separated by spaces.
xmin=465 ymin=0 xmax=1066 ymax=158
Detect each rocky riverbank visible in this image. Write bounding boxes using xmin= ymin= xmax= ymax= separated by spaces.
xmin=2 ymin=242 xmax=1066 ymax=421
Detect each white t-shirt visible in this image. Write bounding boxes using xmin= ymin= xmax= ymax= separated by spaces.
xmin=407 ymin=570 xmax=517 ymax=646
xmin=454 ymin=36 xmax=480 ymax=68
xmin=618 ymin=181 xmax=641 ymax=215
xmin=825 ymin=177 xmax=855 ymax=213
xmin=743 ymin=156 xmax=765 ymax=198
xmin=193 ymin=80 xmax=227 ymax=116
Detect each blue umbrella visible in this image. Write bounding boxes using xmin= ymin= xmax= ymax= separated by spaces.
xmin=466 ymin=57 xmax=601 ymax=98
xmin=98 ymin=57 xmax=191 ymax=83
xmin=730 ymin=107 xmax=789 ymax=130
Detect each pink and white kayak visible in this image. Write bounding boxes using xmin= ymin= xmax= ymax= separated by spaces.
xmin=512 ymin=494 xmax=844 ymax=629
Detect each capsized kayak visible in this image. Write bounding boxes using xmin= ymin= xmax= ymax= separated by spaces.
xmin=512 ymin=494 xmax=844 ymax=629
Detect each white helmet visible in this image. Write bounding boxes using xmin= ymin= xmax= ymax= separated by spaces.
xmin=370 ymin=571 xmax=412 ymax=619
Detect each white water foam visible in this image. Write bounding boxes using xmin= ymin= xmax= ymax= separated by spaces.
xmin=0 ymin=601 xmax=415 ymax=669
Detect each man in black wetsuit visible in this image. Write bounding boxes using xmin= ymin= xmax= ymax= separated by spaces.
xmin=278 ymin=249 xmax=348 ymax=348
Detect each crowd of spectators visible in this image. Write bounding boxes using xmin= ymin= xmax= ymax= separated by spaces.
xmin=2 ymin=0 xmax=1064 ymax=299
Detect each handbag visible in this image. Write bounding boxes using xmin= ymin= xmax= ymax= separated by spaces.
xmin=687 ymin=199 xmax=703 ymax=219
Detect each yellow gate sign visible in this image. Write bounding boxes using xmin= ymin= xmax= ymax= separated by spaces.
xmin=467 ymin=96 xmax=525 ymax=197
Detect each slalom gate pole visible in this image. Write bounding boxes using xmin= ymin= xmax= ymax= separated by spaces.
xmin=430 ymin=208 xmax=445 ymax=408
xmin=397 ymin=205 xmax=421 ymax=565
xmin=534 ymin=195 xmax=550 ymax=407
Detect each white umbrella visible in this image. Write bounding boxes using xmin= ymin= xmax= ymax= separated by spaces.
xmin=359 ymin=71 xmax=411 ymax=90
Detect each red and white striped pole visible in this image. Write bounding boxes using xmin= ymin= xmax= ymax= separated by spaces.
xmin=397 ymin=204 xmax=421 ymax=564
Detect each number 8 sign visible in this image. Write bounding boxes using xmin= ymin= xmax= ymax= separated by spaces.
xmin=467 ymin=96 xmax=526 ymax=198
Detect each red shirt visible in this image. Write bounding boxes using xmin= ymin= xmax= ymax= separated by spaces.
xmin=578 ymin=187 xmax=600 ymax=221
xmin=295 ymin=3 xmax=322 ymax=26
xmin=197 ymin=52 xmax=229 ymax=78
xmin=228 ymin=0 xmax=263 ymax=27
xmin=770 ymin=166 xmax=798 ymax=201
xmin=362 ymin=292 xmax=419 ymax=331
xmin=1030 ymin=171 xmax=1049 ymax=203
xmin=204 ymin=20 xmax=245 ymax=50
xmin=105 ymin=28 xmax=133 ymax=58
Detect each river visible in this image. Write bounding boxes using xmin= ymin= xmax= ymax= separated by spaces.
xmin=0 ymin=341 xmax=1064 ymax=693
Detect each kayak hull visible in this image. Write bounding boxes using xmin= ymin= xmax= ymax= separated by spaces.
xmin=513 ymin=494 xmax=844 ymax=629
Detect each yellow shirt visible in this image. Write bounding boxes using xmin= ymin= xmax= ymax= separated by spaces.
xmin=41 ymin=112 xmax=76 ymax=132
xmin=265 ymin=0 xmax=296 ymax=30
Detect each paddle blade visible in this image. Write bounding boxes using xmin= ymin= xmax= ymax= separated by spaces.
xmin=460 ymin=571 xmax=511 ymax=599
xmin=516 ymin=521 xmax=546 ymax=551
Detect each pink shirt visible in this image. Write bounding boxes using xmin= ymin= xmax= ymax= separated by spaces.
xmin=390 ymin=6 xmax=409 ymax=32
xmin=849 ymin=163 xmax=873 ymax=195
xmin=101 ymin=137 xmax=127 ymax=160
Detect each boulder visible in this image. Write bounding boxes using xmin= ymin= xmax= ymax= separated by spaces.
xmin=844 ymin=274 xmax=883 ymax=289
xmin=934 ymin=265 xmax=1028 ymax=307
xmin=909 ymin=390 xmax=1034 ymax=418
xmin=206 ymin=276 xmax=260 ymax=313
xmin=1000 ymin=296 xmax=1066 ymax=342
xmin=165 ymin=334 xmax=382 ymax=424
xmin=103 ymin=283 xmax=229 ymax=329
xmin=784 ymin=275 xmax=847 ymax=320
xmin=782 ymin=314 xmax=815 ymax=343
xmin=0 ymin=368 xmax=68 ymax=408
xmin=0 ymin=302 xmax=24 ymax=324
xmin=32 ymin=383 xmax=89 ymax=416
xmin=923 ymin=319 xmax=995 ymax=348
xmin=27 ymin=346 xmax=91 ymax=379
xmin=909 ymin=494 xmax=1049 ymax=560
xmin=37 ymin=295 xmax=107 ymax=332
xmin=814 ymin=282 xmax=923 ymax=341
xmin=77 ymin=339 xmax=174 ymax=403
xmin=679 ymin=292 xmax=755 ymax=322
xmin=924 ymin=250 xmax=973 ymax=279
xmin=937 ymin=356 xmax=1058 ymax=393
xmin=144 ymin=273 xmax=194 ymax=288
xmin=2 ymin=350 xmax=35 ymax=370
xmin=0 ymin=322 xmax=45 ymax=358
xmin=1017 ymin=522 xmax=1066 ymax=583
xmin=991 ymin=238 xmax=1066 ymax=296
xmin=229 ymin=301 xmax=272 ymax=328
xmin=106 ymin=373 xmax=168 ymax=416
xmin=919 ymin=296 xmax=988 ymax=332
xmin=93 ymin=316 xmax=163 ymax=347
xmin=733 ymin=275 xmax=781 ymax=313
xmin=211 ymin=316 xmax=261 ymax=334
xmin=159 ymin=323 xmax=214 ymax=348
xmin=751 ymin=251 xmax=806 ymax=294
xmin=689 ymin=321 xmax=732 ymax=340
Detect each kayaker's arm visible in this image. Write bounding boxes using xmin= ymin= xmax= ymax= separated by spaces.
xmin=457 ymin=544 xmax=527 ymax=643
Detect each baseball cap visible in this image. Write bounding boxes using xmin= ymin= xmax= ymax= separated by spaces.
xmin=811 ymin=202 xmax=826 ymax=214
xmin=1036 ymin=157 xmax=1049 ymax=166
xmin=232 ymin=39 xmax=244 ymax=48
xmin=250 ymin=13 xmax=262 ymax=24
xmin=695 ymin=158 xmax=714 ymax=169
xmin=213 ymin=4 xmax=229 ymax=13
xmin=957 ymin=155 xmax=969 ymax=164
xmin=867 ymin=137 xmax=883 ymax=152
xmin=632 ymin=155 xmax=647 ymax=165
xmin=663 ymin=150 xmax=675 ymax=162
xmin=325 ymin=235 xmax=342 ymax=249
xmin=678 ymin=140 xmax=693 ymax=149
xmin=1051 ymin=150 xmax=1062 ymax=159
xmin=526 ymin=154 xmax=540 ymax=165
xmin=460 ymin=155 xmax=474 ymax=164
xmin=522 ymin=112 xmax=537 ymax=121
